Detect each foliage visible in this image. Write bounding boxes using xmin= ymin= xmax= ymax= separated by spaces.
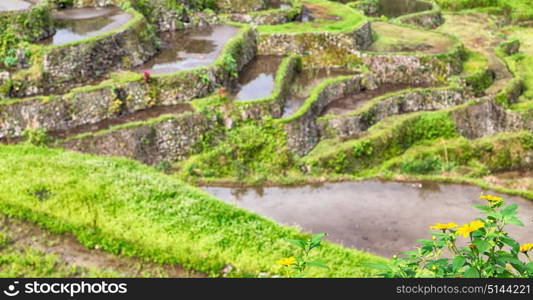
xmin=0 ymin=145 xmax=383 ymax=277
xmin=21 ymin=128 xmax=51 ymax=147
xmin=278 ymin=233 xmax=329 ymax=277
xmin=370 ymin=195 xmax=533 ymax=278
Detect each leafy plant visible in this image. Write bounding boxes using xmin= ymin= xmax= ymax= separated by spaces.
xmin=370 ymin=195 xmax=533 ymax=278
xmin=21 ymin=128 xmax=51 ymax=147
xmin=277 ymin=233 xmax=328 ymax=277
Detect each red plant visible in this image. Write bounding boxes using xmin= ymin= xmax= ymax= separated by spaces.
xmin=143 ymin=70 xmax=151 ymax=83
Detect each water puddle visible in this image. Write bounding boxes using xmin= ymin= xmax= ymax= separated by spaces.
xmin=41 ymin=7 xmax=132 ymax=46
xmin=232 ymin=56 xmax=283 ymax=101
xmin=321 ymin=83 xmax=434 ymax=116
xmin=376 ymin=0 xmax=432 ymax=18
xmin=202 ymin=181 xmax=533 ymax=257
xmin=50 ymin=104 xmax=193 ymax=140
xmin=0 ymin=0 xmax=31 ymax=11
xmin=138 ymin=25 xmax=240 ymax=75
xmin=282 ymin=68 xmax=357 ymax=118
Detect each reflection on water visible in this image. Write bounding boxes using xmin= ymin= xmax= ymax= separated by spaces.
xmin=232 ymin=56 xmax=283 ymax=101
xmin=41 ymin=7 xmax=132 ymax=46
xmin=138 ymin=25 xmax=240 ymax=75
xmin=376 ymin=0 xmax=433 ymax=18
xmin=282 ymin=68 xmax=357 ymax=118
xmin=202 ymin=181 xmax=533 ymax=257
xmin=0 ymin=0 xmax=31 ymax=11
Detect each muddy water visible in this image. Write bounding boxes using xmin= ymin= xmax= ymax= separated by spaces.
xmin=41 ymin=7 xmax=132 ymax=46
xmin=282 ymin=68 xmax=357 ymax=118
xmin=232 ymin=56 xmax=283 ymax=101
xmin=50 ymin=104 xmax=193 ymax=140
xmin=202 ymin=181 xmax=533 ymax=257
xmin=321 ymin=83 xmax=434 ymax=116
xmin=138 ymin=25 xmax=240 ymax=75
xmin=0 ymin=0 xmax=31 ymax=11
xmin=376 ymin=0 xmax=432 ymax=18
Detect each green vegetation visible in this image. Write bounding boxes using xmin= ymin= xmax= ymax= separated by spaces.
xmin=0 ymin=145 xmax=383 ymax=277
xmin=435 ymin=0 xmax=533 ymax=21
xmin=372 ymin=195 xmax=533 ymax=278
xmin=368 ymin=22 xmax=455 ymax=53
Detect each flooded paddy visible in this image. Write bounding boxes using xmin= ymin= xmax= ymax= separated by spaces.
xmin=282 ymin=68 xmax=357 ymax=117
xmin=41 ymin=7 xmax=132 ymax=46
xmin=138 ymin=25 xmax=240 ymax=75
xmin=203 ymin=181 xmax=533 ymax=257
xmin=232 ymin=56 xmax=283 ymax=101
xmin=321 ymin=83 xmax=434 ymax=116
xmin=0 ymin=0 xmax=31 ymax=11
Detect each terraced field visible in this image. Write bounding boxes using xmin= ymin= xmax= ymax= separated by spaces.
xmin=1 ymin=0 xmax=533 ymax=278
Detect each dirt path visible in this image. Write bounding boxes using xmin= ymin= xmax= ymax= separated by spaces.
xmin=0 ymin=216 xmax=204 ymax=278
xmin=438 ymin=13 xmax=513 ymax=95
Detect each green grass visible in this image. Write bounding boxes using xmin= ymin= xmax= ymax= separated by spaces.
xmin=368 ymin=22 xmax=456 ymax=54
xmin=0 ymin=145 xmax=384 ymax=277
xmin=258 ymin=0 xmax=367 ymax=34
xmin=435 ymin=0 xmax=533 ymax=21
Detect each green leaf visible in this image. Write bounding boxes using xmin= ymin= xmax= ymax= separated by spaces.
xmin=501 ymin=204 xmax=518 ymax=217
xmin=287 ymin=239 xmax=306 ymax=249
xmin=464 ymin=267 xmax=480 ymax=278
xmin=452 ymin=256 xmax=466 ymax=271
xmin=526 ymin=262 xmax=533 ymax=273
xmin=311 ymin=232 xmax=327 ymax=243
xmin=308 ymin=260 xmax=329 ymax=269
xmin=506 ymin=216 xmax=524 ymax=227
xmin=473 ymin=240 xmax=490 ymax=253
xmin=474 ymin=204 xmax=491 ymax=212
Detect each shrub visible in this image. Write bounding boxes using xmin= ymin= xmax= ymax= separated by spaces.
xmin=370 ymin=195 xmax=533 ymax=278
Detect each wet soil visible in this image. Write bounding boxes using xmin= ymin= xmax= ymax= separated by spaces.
xmin=41 ymin=7 xmax=132 ymax=46
xmin=202 ymin=180 xmax=533 ymax=257
xmin=321 ymin=83 xmax=435 ymax=116
xmin=232 ymin=56 xmax=283 ymax=101
xmin=282 ymin=68 xmax=357 ymax=117
xmin=0 ymin=0 xmax=31 ymax=11
xmin=50 ymin=104 xmax=193 ymax=140
xmin=138 ymin=25 xmax=240 ymax=75
xmin=0 ymin=216 xmax=204 ymax=277
xmin=375 ymin=0 xmax=433 ymax=18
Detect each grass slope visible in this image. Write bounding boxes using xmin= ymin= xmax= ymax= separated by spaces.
xmin=0 ymin=145 xmax=383 ymax=277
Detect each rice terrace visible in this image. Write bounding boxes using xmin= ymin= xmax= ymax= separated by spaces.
xmin=2 ymin=0 xmax=533 ymax=280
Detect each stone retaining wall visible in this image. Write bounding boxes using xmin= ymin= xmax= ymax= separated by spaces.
xmin=320 ymin=88 xmax=467 ymax=139
xmin=62 ymin=112 xmax=213 ymax=165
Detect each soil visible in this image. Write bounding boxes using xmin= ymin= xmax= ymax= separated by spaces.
xmin=0 ymin=216 xmax=204 ymax=278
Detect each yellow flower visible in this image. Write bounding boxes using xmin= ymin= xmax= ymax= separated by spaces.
xmin=429 ymin=222 xmax=458 ymax=231
xmin=456 ymin=220 xmax=485 ymax=238
xmin=277 ymin=257 xmax=296 ymax=267
xmin=520 ymin=243 xmax=533 ymax=253
xmin=480 ymin=194 xmax=503 ymax=204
